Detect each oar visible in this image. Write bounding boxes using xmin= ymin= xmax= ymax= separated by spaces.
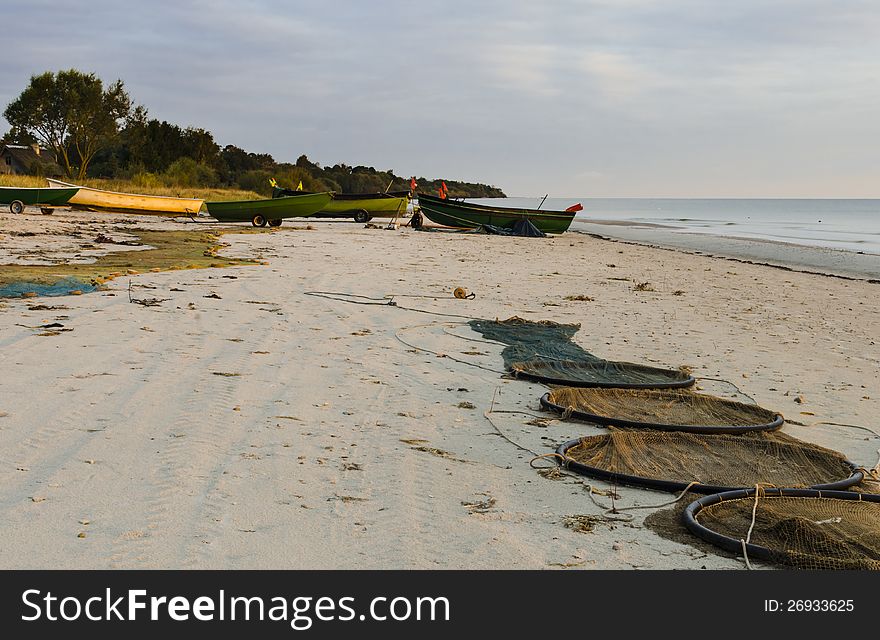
xmin=537 ymin=194 xmax=549 ymax=210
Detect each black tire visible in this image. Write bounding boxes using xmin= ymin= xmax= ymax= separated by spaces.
xmin=40 ymin=207 xmax=54 ymax=215
xmin=411 ymin=212 xmax=423 ymax=229
xmin=268 ymin=219 xmax=282 ymax=227
xmin=353 ymin=209 xmax=370 ymax=224
xmin=10 ymin=200 xmax=24 ymax=214
xmin=252 ymin=214 xmax=267 ymax=227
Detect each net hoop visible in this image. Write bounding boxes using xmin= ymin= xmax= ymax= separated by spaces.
xmin=682 ymin=488 xmax=880 ymax=562
xmin=555 ymin=437 xmax=863 ymax=494
xmin=511 ymin=359 xmax=696 ymax=389
xmin=540 ymin=391 xmax=784 ymax=434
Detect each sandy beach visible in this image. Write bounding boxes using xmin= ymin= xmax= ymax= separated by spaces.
xmin=0 ymin=208 xmax=878 ymax=570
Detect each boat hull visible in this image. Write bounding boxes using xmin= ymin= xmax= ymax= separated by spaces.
xmin=206 ymin=192 xmax=333 ymax=222
xmin=273 ymin=187 xmax=409 ymax=218
xmin=416 ymin=193 xmax=576 ymax=234
xmin=47 ymin=179 xmax=203 ymax=216
xmin=0 ymin=186 xmax=79 ymax=206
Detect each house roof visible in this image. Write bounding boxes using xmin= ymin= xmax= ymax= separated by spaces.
xmin=1 ymin=144 xmax=58 ymax=169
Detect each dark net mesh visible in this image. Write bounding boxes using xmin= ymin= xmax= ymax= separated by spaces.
xmin=694 ymin=494 xmax=880 ymax=570
xmin=560 ymin=430 xmax=858 ymax=492
xmin=544 ymin=387 xmax=782 ymax=433
xmin=469 ymin=317 xmax=693 ymax=388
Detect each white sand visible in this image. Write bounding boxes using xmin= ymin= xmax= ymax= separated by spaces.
xmin=0 ymin=211 xmax=878 ymax=569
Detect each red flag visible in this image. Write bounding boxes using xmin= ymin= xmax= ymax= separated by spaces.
xmin=441 ymin=181 xmax=448 ymax=193
xmin=438 ymin=188 xmax=446 ymax=199
xmin=410 ymin=177 xmax=417 ymax=190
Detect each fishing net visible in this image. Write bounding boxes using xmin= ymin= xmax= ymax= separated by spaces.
xmin=684 ymin=489 xmax=880 ymax=570
xmin=0 ymin=277 xmax=97 ymax=298
xmin=541 ymin=387 xmax=783 ymax=434
xmin=468 ymin=317 xmax=694 ymax=388
xmin=556 ymin=430 xmax=861 ymax=493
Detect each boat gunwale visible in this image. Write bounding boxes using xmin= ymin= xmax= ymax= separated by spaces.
xmin=0 ymin=185 xmax=81 ymax=205
xmin=206 ymin=192 xmax=334 ymax=208
xmin=47 ymin=179 xmax=204 ymax=205
xmin=273 ymin=187 xmax=409 ymax=202
xmin=417 ymin=192 xmax=577 ymax=220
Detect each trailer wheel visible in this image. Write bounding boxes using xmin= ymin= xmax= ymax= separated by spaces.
xmin=10 ymin=200 xmax=24 ymax=214
xmin=252 ymin=214 xmax=267 ymax=227
xmin=40 ymin=207 xmax=54 ymax=215
xmin=268 ymin=219 xmax=282 ymax=227
xmin=353 ymin=209 xmax=371 ymax=224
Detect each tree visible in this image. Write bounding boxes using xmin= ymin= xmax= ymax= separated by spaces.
xmin=3 ymin=69 xmax=135 ymax=179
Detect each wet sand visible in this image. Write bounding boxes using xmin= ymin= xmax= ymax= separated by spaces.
xmin=575 ymin=219 xmax=880 ymax=281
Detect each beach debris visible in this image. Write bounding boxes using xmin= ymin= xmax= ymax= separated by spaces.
xmin=204 ymin=293 xmax=222 ymax=299
xmin=537 ymin=467 xmax=564 ymax=480
xmin=564 ymin=294 xmax=595 ymax=301
xmin=547 ymin=559 xmax=587 ymax=568
xmin=462 ymin=494 xmax=496 ymax=514
xmin=633 ymin=281 xmax=654 ymax=292
xmin=342 ymin=462 xmax=363 ymax=471
xmin=131 ymin=296 xmax=166 ymax=307
xmin=27 ymin=304 xmax=68 ymax=311
xmin=672 ymin=290 xmax=686 ymax=296
xmin=213 ymin=371 xmax=241 ymax=377
xmin=77 ymin=532 xmax=87 ymax=538
xmin=21 ymin=292 xmax=38 ymax=298
xmin=563 ymin=514 xmax=613 ymax=534
xmin=330 ymin=494 xmax=368 ymax=503
xmin=456 ymin=401 xmax=476 ymax=409
xmin=400 ymin=439 xmax=470 ymax=463
xmin=128 ymin=280 xmax=167 ymax=307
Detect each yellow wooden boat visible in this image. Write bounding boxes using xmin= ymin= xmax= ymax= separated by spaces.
xmin=47 ymin=179 xmax=204 ymax=216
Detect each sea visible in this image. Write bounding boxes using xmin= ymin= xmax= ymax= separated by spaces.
xmin=472 ymin=198 xmax=880 ymax=255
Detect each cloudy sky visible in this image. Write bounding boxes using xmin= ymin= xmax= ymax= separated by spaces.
xmin=2 ymin=0 xmax=879 ymax=196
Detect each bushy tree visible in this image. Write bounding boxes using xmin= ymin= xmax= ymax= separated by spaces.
xmin=3 ymin=69 xmax=135 ymax=179
xmin=162 ymin=157 xmax=218 ymax=187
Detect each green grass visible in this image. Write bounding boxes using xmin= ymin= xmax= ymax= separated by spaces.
xmin=0 ymin=174 xmax=262 ymax=201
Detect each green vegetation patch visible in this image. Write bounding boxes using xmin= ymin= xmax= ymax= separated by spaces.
xmin=0 ymin=228 xmax=262 ymax=292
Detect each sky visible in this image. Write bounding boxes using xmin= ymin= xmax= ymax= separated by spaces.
xmin=2 ymin=0 xmax=879 ymax=197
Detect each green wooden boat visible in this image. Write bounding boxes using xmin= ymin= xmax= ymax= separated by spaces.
xmin=0 ymin=186 xmax=80 ymax=213
xmin=205 ymin=192 xmax=333 ymax=226
xmin=416 ymin=193 xmax=578 ymax=234
xmin=272 ymin=187 xmax=409 ymax=222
